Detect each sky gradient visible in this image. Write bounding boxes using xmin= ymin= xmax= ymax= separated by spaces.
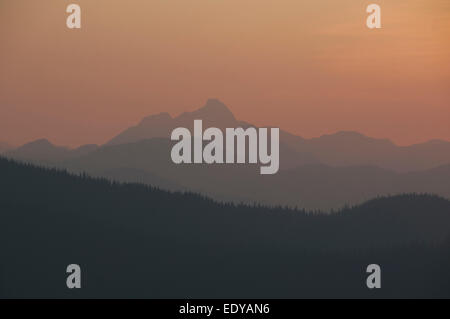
xmin=1 ymin=0 xmax=449 ymax=147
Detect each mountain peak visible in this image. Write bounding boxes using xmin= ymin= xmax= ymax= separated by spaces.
xmin=13 ymin=138 xmax=70 ymax=154
xmin=106 ymin=99 xmax=236 ymax=146
xmin=205 ymin=98 xmax=233 ymax=114
xmin=203 ymin=98 xmax=230 ymax=111
xmin=177 ymin=99 xmax=236 ymax=123
xmin=5 ymin=138 xmax=71 ymax=163
xmin=22 ymin=138 xmax=55 ymax=148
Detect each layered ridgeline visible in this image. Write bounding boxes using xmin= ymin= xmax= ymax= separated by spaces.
xmin=5 ymin=139 xmax=98 ymax=164
xmin=0 ymin=157 xmax=449 ymax=298
xmin=4 ymin=99 xmax=450 ymax=210
xmin=0 ymin=142 xmax=13 ymax=154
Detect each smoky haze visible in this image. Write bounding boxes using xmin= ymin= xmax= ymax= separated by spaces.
xmin=1 ymin=0 xmax=449 ymax=147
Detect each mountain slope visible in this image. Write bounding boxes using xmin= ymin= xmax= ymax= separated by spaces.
xmin=0 ymin=142 xmax=13 ymax=154
xmin=62 ymin=138 xmax=450 ymax=210
xmin=5 ymin=139 xmax=71 ymax=163
xmin=286 ymin=131 xmax=450 ymax=172
xmin=106 ymin=99 xmax=238 ymax=146
xmin=5 ymin=139 xmax=99 ymax=164
xmin=1 ymin=157 xmax=449 ymax=298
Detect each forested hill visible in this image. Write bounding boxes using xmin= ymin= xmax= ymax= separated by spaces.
xmin=1 ymin=157 xmax=449 ymax=298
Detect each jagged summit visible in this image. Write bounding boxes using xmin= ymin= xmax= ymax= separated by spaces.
xmin=176 ymin=99 xmax=236 ymax=123
xmin=95 ymin=99 xmax=450 ymax=172
xmin=106 ymin=99 xmax=237 ymax=146
xmin=202 ymin=98 xmax=233 ymax=115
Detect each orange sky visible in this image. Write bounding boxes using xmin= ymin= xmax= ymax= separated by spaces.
xmin=1 ymin=0 xmax=449 ymax=147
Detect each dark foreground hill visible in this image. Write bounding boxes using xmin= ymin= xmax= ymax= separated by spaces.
xmin=0 ymin=157 xmax=449 ymax=298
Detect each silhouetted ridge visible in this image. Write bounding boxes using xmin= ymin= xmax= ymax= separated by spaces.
xmin=139 ymin=112 xmax=172 ymax=125
xmin=106 ymin=99 xmax=238 ymax=146
xmin=1 ymin=156 xmax=450 ymax=298
xmin=101 ymin=99 xmax=450 ymax=172
xmin=5 ymin=139 xmax=99 ymax=164
xmin=0 ymin=141 xmax=13 ymax=154
xmin=20 ymin=138 xmax=59 ymax=149
xmin=178 ymin=98 xmax=236 ymax=122
xmin=313 ymin=131 xmax=394 ymax=145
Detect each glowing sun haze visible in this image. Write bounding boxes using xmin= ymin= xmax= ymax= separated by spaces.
xmin=1 ymin=0 xmax=449 ymax=147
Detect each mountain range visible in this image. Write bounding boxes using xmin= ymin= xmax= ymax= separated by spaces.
xmin=5 ymin=139 xmax=98 ymax=164
xmin=105 ymin=99 xmax=450 ymax=172
xmin=4 ymin=99 xmax=450 ymax=210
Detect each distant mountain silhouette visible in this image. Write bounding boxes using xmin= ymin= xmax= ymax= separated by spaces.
xmin=5 ymin=139 xmax=70 ymax=163
xmin=105 ymin=99 xmax=319 ymax=169
xmin=10 ymin=100 xmax=450 ymax=172
xmin=106 ymin=99 xmax=450 ymax=172
xmin=1 ymin=157 xmax=449 ymax=298
xmin=5 ymin=139 xmax=98 ymax=164
xmin=106 ymin=99 xmax=238 ymax=146
xmin=288 ymin=131 xmax=450 ymax=172
xmin=0 ymin=142 xmax=13 ymax=154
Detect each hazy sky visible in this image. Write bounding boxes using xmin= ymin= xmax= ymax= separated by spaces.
xmin=1 ymin=0 xmax=449 ymax=147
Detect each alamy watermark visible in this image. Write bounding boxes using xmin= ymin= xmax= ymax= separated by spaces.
xmin=366 ymin=264 xmax=382 ymax=289
xmin=65 ymin=3 xmax=382 ymax=30
xmin=170 ymin=120 xmax=280 ymax=175
xmin=66 ymin=264 xmax=81 ymax=289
